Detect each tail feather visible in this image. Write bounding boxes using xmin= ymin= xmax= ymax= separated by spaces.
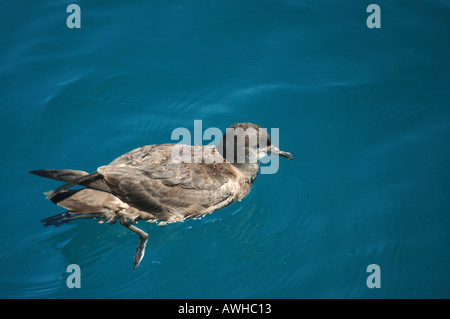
xmin=29 ymin=169 xmax=89 ymax=182
xmin=29 ymin=169 xmax=112 ymax=197
xmin=45 ymin=189 xmax=82 ymax=204
xmin=31 ymin=169 xmax=125 ymax=226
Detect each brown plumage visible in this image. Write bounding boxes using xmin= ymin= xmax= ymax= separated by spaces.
xmin=30 ymin=123 xmax=293 ymax=269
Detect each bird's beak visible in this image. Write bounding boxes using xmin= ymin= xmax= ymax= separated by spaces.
xmin=270 ymin=145 xmax=293 ymax=160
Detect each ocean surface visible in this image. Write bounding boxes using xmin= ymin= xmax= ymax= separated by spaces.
xmin=1 ymin=0 xmax=449 ymax=298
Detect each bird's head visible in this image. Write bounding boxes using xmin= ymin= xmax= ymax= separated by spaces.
xmin=218 ymin=123 xmax=293 ymax=166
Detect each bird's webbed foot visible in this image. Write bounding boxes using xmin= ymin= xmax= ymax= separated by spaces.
xmin=120 ymin=217 xmax=149 ymax=269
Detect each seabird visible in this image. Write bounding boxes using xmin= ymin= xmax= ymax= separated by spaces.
xmin=30 ymin=123 xmax=293 ymax=269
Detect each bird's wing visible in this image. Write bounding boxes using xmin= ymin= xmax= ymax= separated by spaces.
xmin=106 ymin=144 xmax=237 ymax=189
xmin=97 ymin=144 xmax=238 ymax=221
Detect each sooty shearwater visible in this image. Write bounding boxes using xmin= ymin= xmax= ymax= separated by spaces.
xmin=30 ymin=123 xmax=293 ymax=269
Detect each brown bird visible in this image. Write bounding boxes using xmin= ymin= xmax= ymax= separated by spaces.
xmin=30 ymin=123 xmax=293 ymax=269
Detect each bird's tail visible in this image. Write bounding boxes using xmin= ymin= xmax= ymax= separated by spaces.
xmin=29 ymin=169 xmax=112 ymax=202
xmin=30 ymin=169 xmax=119 ymax=226
xmin=29 ymin=169 xmax=90 ymax=182
xmin=37 ymin=188 xmax=119 ymax=226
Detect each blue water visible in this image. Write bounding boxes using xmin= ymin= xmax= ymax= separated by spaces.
xmin=1 ymin=0 xmax=450 ymax=298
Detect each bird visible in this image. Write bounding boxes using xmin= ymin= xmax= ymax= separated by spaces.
xmin=30 ymin=122 xmax=293 ymax=269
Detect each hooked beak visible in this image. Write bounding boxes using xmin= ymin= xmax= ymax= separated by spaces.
xmin=270 ymin=145 xmax=294 ymax=160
